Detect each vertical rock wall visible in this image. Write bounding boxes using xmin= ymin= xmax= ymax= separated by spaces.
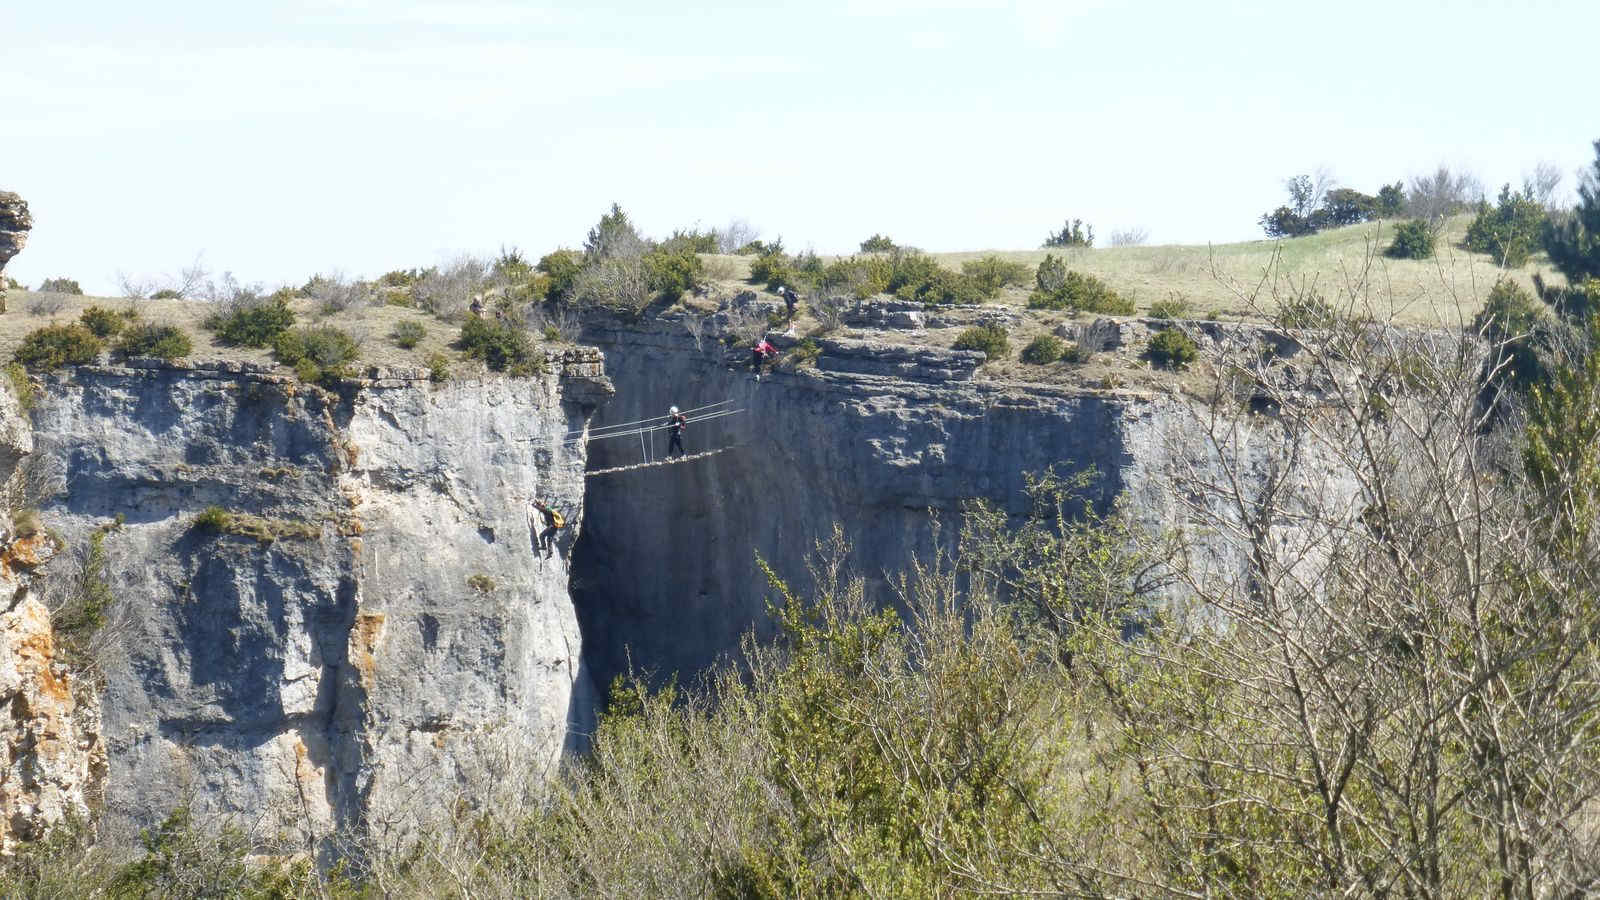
xmin=27 ymin=354 xmax=610 ymax=856
xmin=573 ymin=313 xmax=1208 ymax=693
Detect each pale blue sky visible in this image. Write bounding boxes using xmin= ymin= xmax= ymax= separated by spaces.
xmin=5 ymin=0 xmax=1596 ymax=294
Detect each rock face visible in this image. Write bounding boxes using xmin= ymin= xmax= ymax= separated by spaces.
xmin=0 ymin=372 xmax=107 ymax=854
xmin=0 ymin=191 xmax=30 ymax=310
xmin=572 ymin=311 xmax=1229 ymax=692
xmin=28 ymin=353 xmax=611 ymax=857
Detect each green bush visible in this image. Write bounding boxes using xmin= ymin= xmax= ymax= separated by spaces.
xmin=660 ymin=228 xmax=719 ymax=255
xmin=820 ymin=255 xmax=893 ymax=300
xmin=1147 ymin=328 xmax=1198 ymax=369
xmin=13 ymin=324 xmax=102 ymax=370
xmin=149 ymin=288 xmax=182 ymax=300
xmin=1020 ymin=334 xmax=1064 ymax=364
xmin=1147 ymin=294 xmax=1191 ymax=320
xmin=79 ymin=305 xmax=129 ymax=338
xmin=1274 ymin=291 xmax=1340 ymax=330
xmin=457 ymin=316 xmax=540 ymax=375
xmin=1464 ymin=184 xmax=1546 ymax=267
xmin=4 ymin=362 xmax=35 ymax=411
xmin=1544 ymin=139 xmax=1600 ymax=283
xmin=1042 ymin=218 xmax=1094 ymax=248
xmin=748 ymin=252 xmax=794 ymax=291
xmin=192 ymin=506 xmax=231 ymax=533
xmin=644 ymin=247 xmax=704 ymax=302
xmin=537 ymin=250 xmax=583 ymax=301
xmin=273 ymin=326 xmax=359 ymax=383
xmin=425 ymin=352 xmax=451 ymax=383
xmin=859 ymin=234 xmax=897 ymax=252
xmin=1472 ymin=279 xmax=1548 ymax=390
xmin=205 ymin=299 xmax=294 ymax=347
xmin=390 ymin=319 xmax=427 ymax=349
xmin=116 ymin=324 xmax=192 ymax=360
xmin=895 ymin=268 xmax=985 ymax=305
xmin=1028 ymin=270 xmax=1133 ymax=314
xmin=37 ymin=277 xmax=83 ymax=295
xmin=952 ymin=325 xmax=1010 ymax=359
xmin=961 ymin=256 xmax=1031 ymax=297
xmin=1386 ymin=220 xmax=1436 ymax=259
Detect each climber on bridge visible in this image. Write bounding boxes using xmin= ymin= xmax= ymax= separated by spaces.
xmin=532 ymin=499 xmax=565 ymax=559
xmin=667 ymin=405 xmax=687 ymax=457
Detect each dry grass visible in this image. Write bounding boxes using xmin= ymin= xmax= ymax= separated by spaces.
xmin=0 ymin=293 xmax=462 ymax=373
xmin=697 ymin=216 xmax=1557 ymax=328
xmin=930 ymin=215 xmax=1552 ymax=326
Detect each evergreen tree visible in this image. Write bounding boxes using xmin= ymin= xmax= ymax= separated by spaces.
xmin=1545 ymin=139 xmax=1600 ymax=283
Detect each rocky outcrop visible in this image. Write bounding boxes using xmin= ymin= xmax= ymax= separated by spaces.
xmin=27 ymin=351 xmax=611 ymax=858
xmin=0 ymin=192 xmax=31 ymax=310
xmin=0 ymin=370 xmax=107 ymax=854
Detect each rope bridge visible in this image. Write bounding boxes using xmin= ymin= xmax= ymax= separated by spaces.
xmin=569 ymin=398 xmax=746 ymax=476
xmin=583 ymin=446 xmax=735 ymax=478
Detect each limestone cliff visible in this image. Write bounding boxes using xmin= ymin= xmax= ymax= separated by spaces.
xmin=0 ymin=370 xmax=106 ymax=854
xmin=27 ymin=352 xmax=611 ymax=856
xmin=0 ymin=191 xmax=31 ymax=311
xmin=572 ymin=305 xmax=1311 ymax=693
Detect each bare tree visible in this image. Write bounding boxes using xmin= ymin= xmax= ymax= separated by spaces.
xmin=1526 ymin=160 xmax=1566 ymax=212
xmin=1408 ymin=164 xmax=1485 ymax=226
xmin=1108 ymin=226 xmax=1151 ymax=247
xmin=717 ymin=218 xmax=759 ymax=254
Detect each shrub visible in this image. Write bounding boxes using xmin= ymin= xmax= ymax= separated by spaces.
xmin=660 ymin=228 xmax=719 ymax=255
xmin=644 ymin=247 xmax=704 ymax=302
xmin=25 ymin=295 xmax=65 ymax=316
xmin=1386 ymin=220 xmax=1436 ymax=259
xmin=1028 ymin=270 xmax=1133 ymax=314
xmin=425 ymin=352 xmax=451 ymax=383
xmin=1147 ymin=328 xmax=1198 ymax=369
xmin=116 ymin=324 xmax=192 ymax=360
xmin=820 ymin=256 xmax=893 ymax=300
xmin=1020 ymin=334 xmax=1064 ymax=364
xmin=5 ymin=362 xmax=35 ymax=411
xmin=149 ymin=288 xmax=182 ymax=300
xmin=192 ymin=506 xmax=231 ymax=533
xmin=37 ymin=277 xmax=83 ymax=295
xmin=457 ymin=316 xmax=539 ymax=375
xmin=952 ymin=325 xmax=1010 ymax=360
xmin=859 ymin=234 xmax=896 ymax=253
xmin=273 ymin=326 xmax=359 ymax=383
xmin=1464 ymin=184 xmax=1546 ymax=267
xmin=1147 ymin=294 xmax=1191 ymax=320
xmin=390 ymin=319 xmax=427 ymax=349
xmin=537 ymin=250 xmax=583 ymax=302
xmin=1042 ymin=218 xmax=1094 ymax=248
xmin=79 ymin=305 xmax=128 ymax=338
xmin=467 ymin=574 xmax=495 ymax=593
xmin=961 ymin=256 xmax=1031 ymax=297
xmin=895 ymin=268 xmax=985 ymax=305
xmin=206 ymin=299 xmax=294 ymax=347
xmin=1274 ymin=291 xmax=1340 ymax=330
xmin=1035 ymin=254 xmax=1067 ymax=292
xmin=13 ymin=324 xmax=102 ymax=370
xmin=748 ymin=252 xmax=794 ymax=291
xmin=1544 ymin=139 xmax=1600 ymax=283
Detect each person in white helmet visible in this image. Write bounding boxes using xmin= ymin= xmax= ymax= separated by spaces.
xmin=666 ymin=405 xmax=687 ymax=457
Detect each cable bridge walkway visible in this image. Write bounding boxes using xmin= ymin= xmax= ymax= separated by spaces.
xmin=565 ymin=399 xmax=745 ymax=478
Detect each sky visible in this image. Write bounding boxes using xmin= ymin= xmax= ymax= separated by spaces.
xmin=4 ymin=0 xmax=1597 ymax=295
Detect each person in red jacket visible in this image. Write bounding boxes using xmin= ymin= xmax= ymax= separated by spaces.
xmin=751 ymin=338 xmax=777 ymax=378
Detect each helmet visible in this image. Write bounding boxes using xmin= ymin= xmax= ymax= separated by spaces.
xmin=670 ymin=406 xmax=679 ymax=415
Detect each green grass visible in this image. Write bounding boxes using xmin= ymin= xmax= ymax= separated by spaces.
xmin=696 ymin=216 xmax=1548 ymax=326
xmin=928 ymin=215 xmax=1549 ymax=326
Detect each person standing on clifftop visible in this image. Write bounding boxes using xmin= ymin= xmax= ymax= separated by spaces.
xmin=667 ymin=406 xmax=687 ymax=457
xmin=532 ymin=499 xmax=564 ymax=559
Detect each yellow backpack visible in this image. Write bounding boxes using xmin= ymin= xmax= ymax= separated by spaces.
xmin=550 ymin=509 xmax=566 ymax=529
